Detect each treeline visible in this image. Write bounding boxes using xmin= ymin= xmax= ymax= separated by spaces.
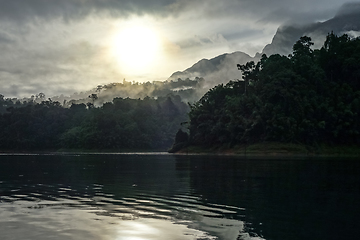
xmin=178 ymin=33 xmax=360 ymax=149
xmin=0 ymin=77 xmax=205 ymax=115
xmin=49 ymin=77 xmax=205 ymax=108
xmin=0 ymin=95 xmax=188 ymax=151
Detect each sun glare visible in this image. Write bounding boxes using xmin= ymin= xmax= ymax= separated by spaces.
xmin=112 ymin=21 xmax=161 ymax=75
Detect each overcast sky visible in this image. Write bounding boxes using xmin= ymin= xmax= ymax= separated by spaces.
xmin=0 ymin=0 xmax=353 ymax=98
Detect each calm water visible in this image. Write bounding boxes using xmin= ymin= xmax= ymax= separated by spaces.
xmin=0 ymin=153 xmax=359 ymax=240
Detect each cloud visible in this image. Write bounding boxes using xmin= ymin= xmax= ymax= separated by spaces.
xmin=336 ymin=2 xmax=360 ymax=16
xmin=178 ymin=34 xmax=227 ymax=49
xmin=0 ymin=0 xmax=351 ymax=24
xmin=167 ymin=0 xmax=349 ymax=23
xmin=0 ymin=0 xmax=356 ymax=98
xmin=0 ymin=20 xmax=124 ymax=97
xmin=0 ymin=0 xmax=178 ymax=23
xmin=346 ymin=30 xmax=360 ymax=38
xmin=0 ymin=30 xmax=15 ymax=44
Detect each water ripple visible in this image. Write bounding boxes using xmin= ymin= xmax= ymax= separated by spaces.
xmin=0 ymin=179 xmax=251 ymax=240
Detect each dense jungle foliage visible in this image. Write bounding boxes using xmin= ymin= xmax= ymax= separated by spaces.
xmin=182 ymin=33 xmax=360 ymax=149
xmin=0 ymin=95 xmax=188 ymax=151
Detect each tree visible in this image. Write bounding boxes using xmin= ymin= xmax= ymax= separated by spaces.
xmin=36 ymin=93 xmax=46 ymax=101
xmin=182 ymin=34 xmax=360 ymax=151
xmin=292 ymin=36 xmax=314 ymax=57
xmin=88 ymin=94 xmax=98 ymax=105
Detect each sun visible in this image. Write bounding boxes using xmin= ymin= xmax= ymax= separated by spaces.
xmin=112 ymin=22 xmax=161 ymax=75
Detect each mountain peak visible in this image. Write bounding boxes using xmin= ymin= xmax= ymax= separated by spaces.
xmin=168 ymin=51 xmax=255 ymax=83
xmin=262 ymin=3 xmax=360 ymax=56
xmin=168 ymin=3 xmax=360 ymax=89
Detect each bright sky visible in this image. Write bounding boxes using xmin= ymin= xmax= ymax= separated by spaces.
xmin=0 ymin=0 xmax=352 ymax=97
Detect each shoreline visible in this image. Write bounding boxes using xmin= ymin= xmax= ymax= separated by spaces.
xmin=0 ymin=142 xmax=359 ymax=157
xmin=172 ymin=142 xmax=360 ymax=157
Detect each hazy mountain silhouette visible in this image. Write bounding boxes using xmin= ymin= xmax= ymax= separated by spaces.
xmin=170 ymin=2 xmax=360 ymax=84
xmin=169 ymin=51 xmax=257 ymax=84
xmin=262 ymin=2 xmax=360 ymax=56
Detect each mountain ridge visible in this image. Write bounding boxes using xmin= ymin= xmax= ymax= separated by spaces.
xmin=262 ymin=3 xmax=360 ymax=56
xmin=169 ymin=51 xmax=252 ymax=80
xmin=170 ymin=2 xmax=360 ymax=83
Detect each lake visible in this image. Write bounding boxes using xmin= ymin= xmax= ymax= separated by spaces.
xmin=0 ymin=153 xmax=359 ymax=240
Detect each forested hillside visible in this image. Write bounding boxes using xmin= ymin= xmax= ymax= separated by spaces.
xmin=177 ymin=33 xmax=360 ymax=150
xmin=0 ymin=95 xmax=188 ymax=151
xmin=2 ymin=33 xmax=359 ymax=153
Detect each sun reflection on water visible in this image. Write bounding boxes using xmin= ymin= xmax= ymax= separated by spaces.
xmin=116 ymin=222 xmax=159 ymax=240
xmin=0 ymin=154 xmax=268 ymax=240
xmin=114 ymin=218 xmax=217 ymax=240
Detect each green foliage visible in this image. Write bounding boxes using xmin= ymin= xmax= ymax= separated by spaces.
xmin=0 ymin=95 xmax=189 ymax=151
xmin=168 ymin=129 xmax=189 ymax=153
xmin=187 ymin=34 xmax=360 ymax=148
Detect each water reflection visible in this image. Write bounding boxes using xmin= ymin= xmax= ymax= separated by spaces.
xmin=176 ymin=155 xmax=360 ymax=240
xmin=0 ymin=191 xmax=235 ymax=240
xmin=1 ymin=154 xmax=359 ymax=240
xmin=0 ymin=154 xmax=254 ymax=240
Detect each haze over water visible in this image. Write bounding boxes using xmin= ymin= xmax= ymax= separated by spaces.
xmin=0 ymin=153 xmax=359 ymax=240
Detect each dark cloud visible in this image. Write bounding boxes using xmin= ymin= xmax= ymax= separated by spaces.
xmin=336 ymin=2 xmax=360 ymax=16
xmin=0 ymin=0 xmax=177 ymax=22
xmin=174 ymin=0 xmax=351 ymax=24
xmin=0 ymin=0 xmax=351 ymax=24
xmin=257 ymin=7 xmax=335 ymax=25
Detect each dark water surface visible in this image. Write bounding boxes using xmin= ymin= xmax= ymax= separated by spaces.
xmin=0 ymin=153 xmax=359 ymax=240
